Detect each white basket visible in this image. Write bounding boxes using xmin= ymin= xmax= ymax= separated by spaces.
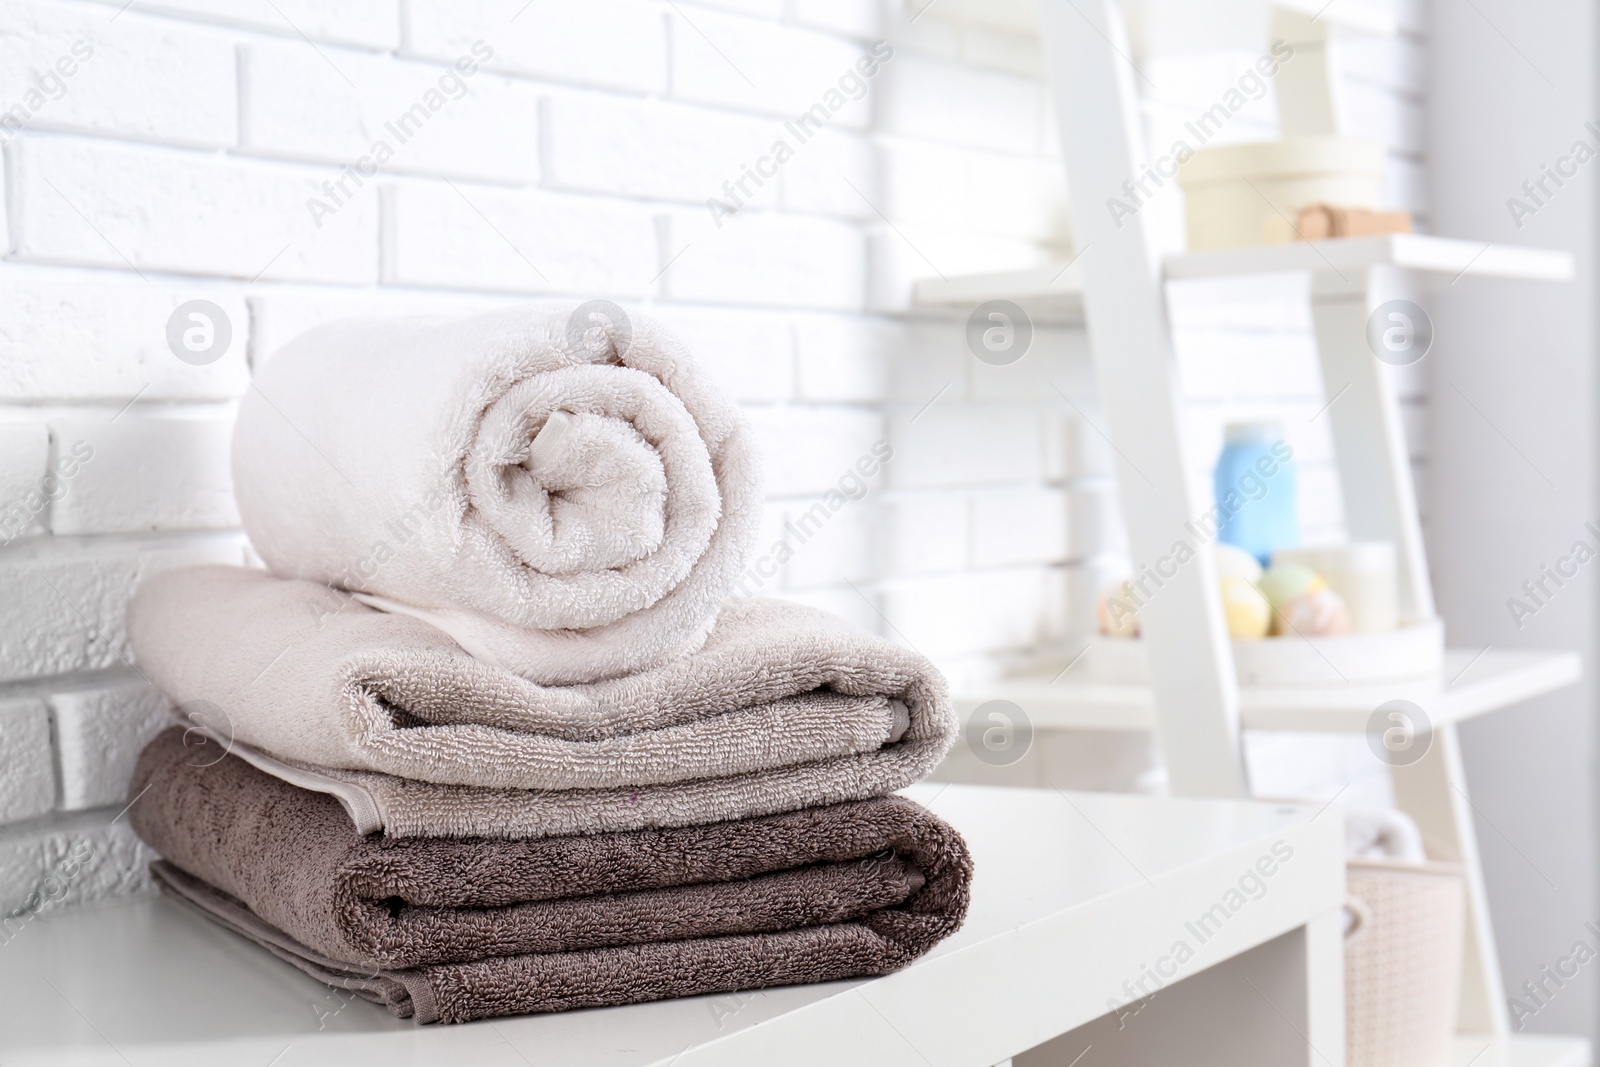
xmin=1345 ymin=859 xmax=1466 ymax=1067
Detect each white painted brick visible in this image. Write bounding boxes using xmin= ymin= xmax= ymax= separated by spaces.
xmin=877 ymin=141 xmax=1065 ymax=241
xmin=961 ymin=27 xmax=1044 ymax=77
xmin=877 ymin=53 xmax=1041 ymax=152
xmin=971 ymin=487 xmax=1067 ymax=567
xmin=0 ymin=423 xmax=49 ymax=544
xmin=1068 ymin=482 xmax=1128 ymax=559
xmin=0 ymin=278 xmax=248 ymax=400
xmin=746 ymin=406 xmax=885 ymax=497
xmin=780 ymin=497 xmax=876 ymax=589
xmin=81 ymin=0 xmax=400 ymax=49
xmin=968 ymin=154 xmax=1072 ymax=242
xmin=48 ymin=418 xmax=238 ymax=535
xmin=1336 ymin=34 xmax=1426 ymax=95
xmin=1064 ymin=556 xmax=1127 ymax=639
xmin=779 ymin=128 xmax=875 ymax=220
xmin=685 ymin=0 xmax=783 ymax=18
xmin=880 ymin=1 xmax=962 ymax=60
xmin=668 ymin=10 xmax=875 ymax=126
xmin=882 ymin=318 xmax=970 ymax=404
xmin=51 ymin=679 xmax=171 ymax=811
xmin=880 ymin=491 xmax=967 ymax=576
xmin=1184 ymin=401 xmax=1336 ymax=468
xmin=242 ymin=42 xmax=541 ymax=183
xmin=9 ymin=139 xmax=378 ymax=284
xmin=792 ymin=313 xmax=894 ymax=403
xmin=880 ymin=567 xmax=1054 ymax=657
xmin=0 ymin=811 xmax=154 ymax=925
xmin=1175 ymin=329 xmax=1323 ymax=400
xmin=731 ymin=504 xmax=792 ymax=598
xmin=0 ymin=538 xmax=243 ymax=684
xmin=773 ymin=586 xmax=881 ymax=636
xmin=248 ymin=289 xmax=513 ymax=366
xmin=0 ymin=698 xmax=53 ymax=824
xmin=1060 ymin=411 xmax=1117 ymax=479
xmin=968 ymin=324 xmax=1094 ymax=402
xmin=1342 ymin=79 xmax=1423 ymax=155
xmin=662 ymin=209 xmax=865 ymax=311
xmin=1166 ymin=274 xmax=1311 ymax=331
xmin=382 ymin=181 xmax=659 ymax=297
xmin=0 ymin=1 xmax=235 ymax=148
xmin=790 ymin=0 xmax=881 ymax=38
xmin=868 ymin=225 xmax=1044 ymax=312
xmin=878 ymin=139 xmax=970 ymax=226
xmin=1299 ymin=462 xmax=1346 ymax=535
xmin=405 ymin=0 xmax=666 ymax=95
xmin=647 ymin=307 xmax=793 ymax=404
xmin=541 ymin=92 xmax=775 ymax=207
xmin=888 ymin=407 xmax=1044 ymax=489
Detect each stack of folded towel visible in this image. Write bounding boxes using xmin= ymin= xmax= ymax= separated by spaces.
xmin=124 ymin=303 xmax=970 ymax=1024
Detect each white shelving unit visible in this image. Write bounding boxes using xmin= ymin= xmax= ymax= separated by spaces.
xmin=916 ymin=1 xmax=1588 ymax=1063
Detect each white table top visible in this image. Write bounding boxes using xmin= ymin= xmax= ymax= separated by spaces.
xmin=0 ymin=784 xmax=1344 ymax=1067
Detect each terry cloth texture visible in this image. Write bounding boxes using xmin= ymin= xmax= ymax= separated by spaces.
xmin=132 ymin=732 xmax=973 ymax=1025
xmin=129 ymin=567 xmax=954 ymax=815
xmin=231 ymin=302 xmax=761 ymax=685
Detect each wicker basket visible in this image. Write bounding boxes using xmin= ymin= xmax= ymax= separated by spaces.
xmin=1345 ymin=859 xmax=1466 ymax=1067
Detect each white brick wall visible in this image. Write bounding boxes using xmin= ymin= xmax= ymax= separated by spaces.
xmin=0 ymin=0 xmax=1428 ymax=911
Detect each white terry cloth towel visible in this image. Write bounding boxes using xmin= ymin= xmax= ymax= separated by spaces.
xmin=1344 ymin=805 xmax=1426 ymax=863
xmin=127 ymin=565 xmax=954 ymax=810
xmin=232 ymin=302 xmax=761 ymax=686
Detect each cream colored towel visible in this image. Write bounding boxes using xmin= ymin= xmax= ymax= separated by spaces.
xmin=232 ymin=302 xmax=760 ymax=685
xmin=128 ymin=566 xmax=954 ymax=830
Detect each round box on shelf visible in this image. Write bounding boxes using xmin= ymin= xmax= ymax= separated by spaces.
xmin=1084 ymin=617 xmax=1444 ymax=687
xmin=1177 ymin=137 xmax=1386 ymax=250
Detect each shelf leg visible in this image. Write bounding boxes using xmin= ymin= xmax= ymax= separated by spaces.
xmin=1037 ymin=0 xmax=1248 ymax=799
xmin=1307 ymin=266 xmax=1436 ymax=623
xmin=1387 ymin=722 xmax=1510 ymax=1040
xmin=1304 ymin=908 xmax=1348 ymax=1067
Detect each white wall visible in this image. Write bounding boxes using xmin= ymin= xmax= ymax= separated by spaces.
xmin=0 ymin=0 xmax=1438 ymax=932
xmin=1426 ymin=0 xmax=1597 ymax=1041
xmin=0 ymin=0 xmax=1091 ymax=915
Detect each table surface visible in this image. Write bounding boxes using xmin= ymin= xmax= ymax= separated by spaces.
xmin=0 ymin=784 xmax=1344 ymax=1067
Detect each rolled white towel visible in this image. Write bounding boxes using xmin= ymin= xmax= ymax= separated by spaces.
xmin=1344 ymin=804 xmax=1426 ymax=863
xmin=232 ymin=301 xmax=761 ymax=685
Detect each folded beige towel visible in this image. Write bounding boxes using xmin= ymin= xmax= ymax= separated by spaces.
xmin=232 ymin=302 xmax=760 ymax=685
xmin=130 ymin=566 xmax=955 ymax=837
xmin=130 ymin=726 xmax=970 ymax=975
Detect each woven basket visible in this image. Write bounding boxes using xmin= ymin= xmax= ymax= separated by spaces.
xmin=1345 ymin=859 xmax=1466 ymax=1067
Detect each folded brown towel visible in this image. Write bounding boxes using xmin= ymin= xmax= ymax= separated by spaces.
xmin=130 ymin=730 xmax=972 ymax=1023
xmin=129 ymin=566 xmax=954 ymax=838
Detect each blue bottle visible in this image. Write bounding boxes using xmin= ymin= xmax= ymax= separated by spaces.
xmin=1214 ymin=421 xmax=1297 ymax=566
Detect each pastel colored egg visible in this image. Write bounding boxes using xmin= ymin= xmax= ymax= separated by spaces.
xmin=1275 ymin=586 xmax=1351 ymax=636
xmin=1214 ymin=542 xmax=1264 ymax=584
xmin=1219 ymin=576 xmax=1271 ymax=639
xmin=1258 ymin=561 xmax=1326 ymax=613
xmin=1095 ymin=582 xmax=1140 ymax=637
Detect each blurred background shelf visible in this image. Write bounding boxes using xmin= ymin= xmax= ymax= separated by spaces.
xmin=954 ymin=648 xmax=1582 ymax=734
xmin=913 ymin=235 xmax=1574 ymax=320
xmin=1451 ymin=1033 xmax=1593 ymax=1067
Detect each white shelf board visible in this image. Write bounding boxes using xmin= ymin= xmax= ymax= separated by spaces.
xmin=912 ymin=235 xmax=1574 ymax=317
xmin=907 ymin=0 xmax=1399 ymax=40
xmin=954 ymin=648 xmax=1582 ymax=734
xmin=912 ymin=263 xmax=1084 ymax=317
xmin=0 ymin=785 xmax=1343 ymax=1067
xmin=1452 ymin=1033 xmax=1592 ymax=1067
xmin=1166 ymin=233 xmax=1576 ymax=282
